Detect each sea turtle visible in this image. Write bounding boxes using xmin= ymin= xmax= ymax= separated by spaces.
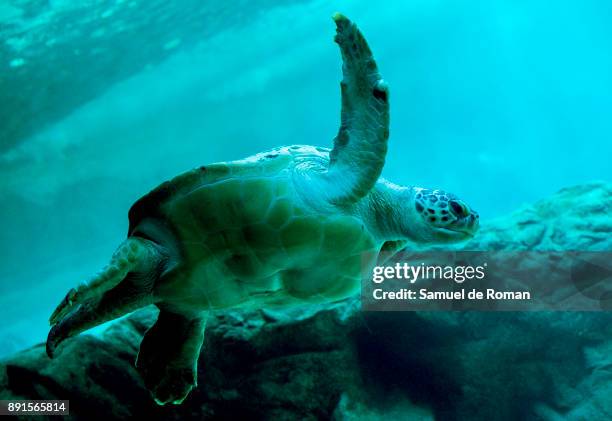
xmin=46 ymin=13 xmax=479 ymax=405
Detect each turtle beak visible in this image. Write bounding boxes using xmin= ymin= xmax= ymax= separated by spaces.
xmin=434 ymin=226 xmax=474 ymax=241
xmin=446 ymin=212 xmax=479 ymax=239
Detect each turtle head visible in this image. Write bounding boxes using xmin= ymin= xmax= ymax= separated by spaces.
xmin=401 ymin=187 xmax=479 ymax=244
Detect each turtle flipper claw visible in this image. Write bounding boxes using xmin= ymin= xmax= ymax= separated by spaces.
xmin=49 ymin=288 xmax=77 ymax=326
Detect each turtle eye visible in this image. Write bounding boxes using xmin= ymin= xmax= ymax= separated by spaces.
xmin=449 ymin=200 xmax=469 ymax=218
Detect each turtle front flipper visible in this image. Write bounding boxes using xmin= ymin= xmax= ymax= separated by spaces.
xmin=46 ymin=270 xmax=156 ymax=357
xmin=136 ymin=308 xmax=207 ymax=405
xmin=49 ymin=237 xmax=163 ymax=325
xmin=325 ymin=13 xmax=390 ymax=204
xmin=46 ymin=237 xmax=167 ymax=357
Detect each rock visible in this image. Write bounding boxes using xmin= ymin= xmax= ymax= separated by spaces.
xmin=0 ymin=182 xmax=610 ymax=420
xmin=464 ymin=181 xmax=611 ymax=251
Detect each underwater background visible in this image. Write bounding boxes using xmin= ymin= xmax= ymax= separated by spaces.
xmin=0 ymin=0 xmax=611 ymax=419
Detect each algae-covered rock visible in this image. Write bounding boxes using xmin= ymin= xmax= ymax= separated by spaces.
xmin=0 ymin=182 xmax=610 ymax=420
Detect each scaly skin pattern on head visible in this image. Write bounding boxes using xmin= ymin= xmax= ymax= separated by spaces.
xmin=46 ymin=14 xmax=478 ymax=406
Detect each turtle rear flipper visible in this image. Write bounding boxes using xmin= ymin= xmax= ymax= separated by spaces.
xmin=136 ymin=309 xmax=207 ymax=406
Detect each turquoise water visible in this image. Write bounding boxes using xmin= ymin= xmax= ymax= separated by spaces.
xmin=0 ymin=0 xmax=610 ymax=392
